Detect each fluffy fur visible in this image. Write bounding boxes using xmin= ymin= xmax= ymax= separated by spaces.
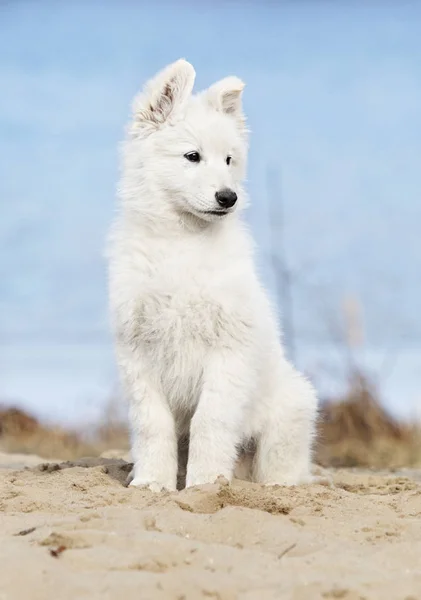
xmin=108 ymin=59 xmax=318 ymax=491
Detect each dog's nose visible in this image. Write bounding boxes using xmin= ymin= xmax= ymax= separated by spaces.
xmin=215 ymin=188 xmax=237 ymax=209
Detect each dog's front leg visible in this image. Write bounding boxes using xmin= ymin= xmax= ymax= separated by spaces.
xmin=186 ymin=351 xmax=250 ymax=488
xmin=127 ymin=374 xmax=178 ymax=492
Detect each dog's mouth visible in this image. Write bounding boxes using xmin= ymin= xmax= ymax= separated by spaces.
xmin=201 ymin=210 xmax=229 ymax=216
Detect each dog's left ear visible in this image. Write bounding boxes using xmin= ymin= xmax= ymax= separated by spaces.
xmin=206 ymin=76 xmax=246 ymax=130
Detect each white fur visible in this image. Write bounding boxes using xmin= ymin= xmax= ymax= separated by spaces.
xmin=108 ymin=59 xmax=318 ymax=492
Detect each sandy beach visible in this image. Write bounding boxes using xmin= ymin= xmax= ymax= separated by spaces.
xmin=1 ymin=452 xmax=420 ymax=600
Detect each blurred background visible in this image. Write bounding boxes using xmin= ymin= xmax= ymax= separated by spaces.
xmin=1 ymin=1 xmax=420 ymax=467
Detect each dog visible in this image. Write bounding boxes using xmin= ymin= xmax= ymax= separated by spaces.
xmin=108 ymin=59 xmax=318 ymax=491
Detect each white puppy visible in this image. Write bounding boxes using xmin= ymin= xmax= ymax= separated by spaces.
xmin=108 ymin=59 xmax=318 ymax=491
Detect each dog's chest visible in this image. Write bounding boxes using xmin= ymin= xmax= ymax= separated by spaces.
xmin=137 ymin=268 xmax=239 ymax=350
xmin=134 ymin=247 xmax=253 ymax=359
xmin=117 ymin=233 xmax=255 ymax=404
xmin=134 ymin=265 xmax=243 ymax=407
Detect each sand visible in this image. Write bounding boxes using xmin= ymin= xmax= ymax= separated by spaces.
xmin=0 ymin=452 xmax=420 ymax=600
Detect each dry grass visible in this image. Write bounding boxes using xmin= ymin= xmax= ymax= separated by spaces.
xmin=0 ymin=407 xmax=96 ymax=459
xmin=1 ymin=377 xmax=420 ymax=468
xmin=0 ymin=400 xmax=130 ymax=460
xmin=317 ymin=373 xmax=421 ymax=469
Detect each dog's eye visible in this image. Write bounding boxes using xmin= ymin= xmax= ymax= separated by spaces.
xmin=226 ymin=155 xmax=232 ymax=165
xmin=184 ymin=151 xmax=201 ymax=163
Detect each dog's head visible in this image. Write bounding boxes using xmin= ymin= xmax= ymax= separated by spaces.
xmin=124 ymin=59 xmax=248 ymax=223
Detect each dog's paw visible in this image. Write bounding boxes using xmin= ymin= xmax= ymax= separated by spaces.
xmin=185 ymin=470 xmax=229 ymax=489
xmin=310 ymin=473 xmax=335 ymax=488
xmin=309 ymin=466 xmax=335 ymax=488
xmin=129 ymin=477 xmax=175 ymax=493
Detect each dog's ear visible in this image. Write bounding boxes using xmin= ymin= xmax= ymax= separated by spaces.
xmin=206 ymin=76 xmax=246 ymax=130
xmin=132 ymin=59 xmax=195 ymax=135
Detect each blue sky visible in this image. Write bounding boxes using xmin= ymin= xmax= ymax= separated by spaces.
xmin=1 ymin=2 xmax=420 ymax=422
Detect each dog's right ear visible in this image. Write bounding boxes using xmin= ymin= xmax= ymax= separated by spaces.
xmin=131 ymin=59 xmax=195 ymax=135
